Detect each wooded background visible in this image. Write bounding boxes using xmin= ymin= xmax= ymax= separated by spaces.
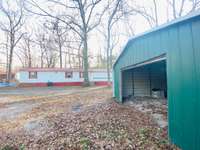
xmin=0 ymin=0 xmax=199 ymax=84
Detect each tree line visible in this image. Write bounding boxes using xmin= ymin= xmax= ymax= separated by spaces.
xmin=0 ymin=0 xmax=199 ymax=84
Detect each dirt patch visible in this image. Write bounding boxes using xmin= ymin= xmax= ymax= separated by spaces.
xmin=0 ymin=102 xmax=37 ymax=120
xmin=124 ymin=97 xmax=168 ymax=128
xmin=23 ymin=118 xmax=50 ymax=137
xmin=0 ymin=87 xmax=112 ymax=131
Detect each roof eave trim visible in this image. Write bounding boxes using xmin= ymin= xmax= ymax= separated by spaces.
xmin=113 ymin=10 xmax=200 ymax=68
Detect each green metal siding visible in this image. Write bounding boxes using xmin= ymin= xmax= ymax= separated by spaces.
xmin=113 ymin=16 xmax=200 ymax=150
xmin=191 ymin=20 xmax=200 ymax=150
xmin=114 ymin=30 xmax=168 ymax=100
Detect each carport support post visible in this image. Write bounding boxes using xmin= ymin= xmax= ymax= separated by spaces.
xmin=132 ymin=70 xmax=134 ymax=97
xmin=149 ymin=67 xmax=152 ymax=96
xmin=120 ymin=70 xmax=123 ymax=102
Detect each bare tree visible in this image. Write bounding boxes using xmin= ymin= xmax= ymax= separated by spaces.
xmin=35 ymin=26 xmax=57 ymax=68
xmin=0 ymin=33 xmax=10 ymax=77
xmin=25 ymin=0 xmax=107 ymax=86
xmin=129 ymin=0 xmax=159 ymax=27
xmin=105 ymin=0 xmax=123 ymax=84
xmin=19 ymin=33 xmax=33 ymax=67
xmin=190 ymin=0 xmax=200 ymax=11
xmin=43 ymin=36 xmax=57 ymax=68
xmin=44 ymin=18 xmax=68 ymax=68
xmin=168 ymin=0 xmax=186 ymax=19
xmin=152 ymin=0 xmax=158 ymax=26
xmin=35 ymin=31 xmax=46 ymax=68
xmin=128 ymin=0 xmax=200 ymax=29
xmin=167 ymin=0 xmax=200 ymax=19
xmin=53 ymin=19 xmax=65 ymax=68
xmin=98 ymin=0 xmax=130 ymax=84
xmin=0 ymin=0 xmax=25 ymax=82
xmin=64 ymin=37 xmax=83 ymax=69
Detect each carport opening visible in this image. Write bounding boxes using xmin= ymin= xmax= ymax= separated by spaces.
xmin=121 ymin=59 xmax=168 ymax=128
xmin=121 ymin=60 xmax=167 ymax=100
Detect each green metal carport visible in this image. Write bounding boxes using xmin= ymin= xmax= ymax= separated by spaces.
xmin=113 ymin=11 xmax=200 ymax=150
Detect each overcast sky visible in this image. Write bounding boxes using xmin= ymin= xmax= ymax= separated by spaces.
xmin=0 ymin=0 xmax=194 ymax=69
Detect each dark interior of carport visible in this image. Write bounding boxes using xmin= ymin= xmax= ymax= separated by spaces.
xmin=121 ymin=60 xmax=167 ymax=100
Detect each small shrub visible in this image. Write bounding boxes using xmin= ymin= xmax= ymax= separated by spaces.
xmin=1 ymin=145 xmax=14 ymax=150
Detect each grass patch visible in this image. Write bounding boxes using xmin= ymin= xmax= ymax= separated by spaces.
xmin=79 ymin=137 xmax=91 ymax=150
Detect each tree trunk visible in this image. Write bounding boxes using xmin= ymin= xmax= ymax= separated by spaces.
xmin=59 ymin=44 xmax=62 ymax=68
xmin=6 ymin=35 xmax=9 ymax=82
xmin=153 ymin=0 xmax=158 ymax=26
xmin=65 ymin=53 xmax=67 ymax=68
xmin=82 ymin=31 xmax=89 ymax=86
xmin=28 ymin=41 xmax=32 ymax=67
xmin=6 ymin=49 xmax=9 ymax=82
xmin=40 ymin=43 xmax=44 ymax=68
xmin=7 ymin=46 xmax=14 ymax=82
xmin=109 ymin=45 xmax=113 ymax=73
xmin=41 ymin=54 xmax=44 ymax=68
xmin=68 ymin=52 xmax=71 ymax=68
xmin=7 ymin=31 xmax=15 ymax=83
xmin=106 ymin=25 xmax=111 ymax=85
xmin=78 ymin=48 xmax=82 ymax=69
xmin=58 ymin=36 xmax=62 ymax=68
xmin=172 ymin=0 xmax=177 ymax=19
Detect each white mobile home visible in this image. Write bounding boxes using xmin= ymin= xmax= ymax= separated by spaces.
xmin=16 ymin=68 xmax=111 ymax=87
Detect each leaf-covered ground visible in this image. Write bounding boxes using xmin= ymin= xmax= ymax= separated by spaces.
xmin=0 ymin=87 xmax=179 ymax=150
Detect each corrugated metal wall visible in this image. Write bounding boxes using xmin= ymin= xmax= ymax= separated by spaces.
xmin=122 ymin=61 xmax=166 ymax=98
xmin=150 ymin=62 xmax=167 ymax=92
xmin=122 ymin=67 xmax=150 ymax=98
xmin=167 ymin=19 xmax=200 ymax=150
xmin=122 ymin=70 xmax=133 ymax=98
xmin=113 ymin=15 xmax=200 ymax=150
xmin=114 ymin=29 xmax=168 ymax=101
xmin=132 ymin=67 xmax=150 ymax=96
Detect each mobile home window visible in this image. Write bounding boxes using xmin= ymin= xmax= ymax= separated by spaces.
xmin=65 ymin=72 xmax=73 ymax=78
xmin=29 ymin=71 xmax=37 ymax=79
